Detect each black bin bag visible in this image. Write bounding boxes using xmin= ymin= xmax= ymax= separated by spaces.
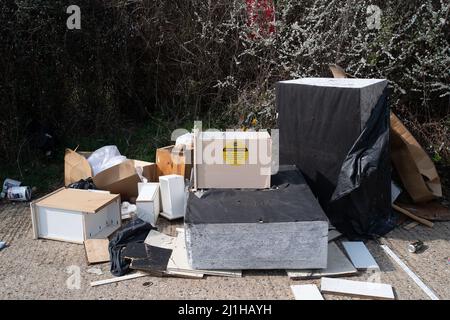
xmin=109 ymin=218 xmax=154 ymax=276
xmin=327 ymin=90 xmax=397 ymax=239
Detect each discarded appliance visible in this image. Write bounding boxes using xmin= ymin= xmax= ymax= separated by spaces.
xmin=159 ymin=175 xmax=186 ymax=220
xmin=64 ymin=148 xmax=156 ymax=200
xmin=185 ymin=165 xmax=328 ymax=270
xmin=276 ymin=78 xmax=393 ymax=238
xmin=156 ymin=145 xmax=193 ymax=180
xmin=136 ymin=182 xmax=160 ymax=226
xmin=30 ymin=188 xmax=121 ymax=244
xmin=193 ymin=131 xmax=272 ymax=189
xmin=6 ymin=186 xmax=32 ymax=201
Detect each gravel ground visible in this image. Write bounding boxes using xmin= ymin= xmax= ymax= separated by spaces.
xmin=0 ymin=201 xmax=449 ymax=300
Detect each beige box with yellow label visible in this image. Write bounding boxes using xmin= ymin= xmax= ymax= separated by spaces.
xmin=194 ymin=131 xmax=272 ymax=189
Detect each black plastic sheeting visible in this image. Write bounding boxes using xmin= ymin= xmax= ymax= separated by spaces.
xmin=327 ymin=89 xmax=396 ymax=239
xmin=67 ymin=178 xmax=96 ymax=190
xmin=186 ymin=165 xmax=328 ymax=225
xmin=277 ymin=81 xmax=396 ymax=239
xmin=109 ymin=218 xmax=154 ymax=277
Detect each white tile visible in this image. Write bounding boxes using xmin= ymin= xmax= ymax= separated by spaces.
xmin=291 ymin=284 xmax=324 ymax=300
xmin=342 ymin=241 xmax=379 ymax=270
xmin=321 ymin=277 xmax=394 ymax=300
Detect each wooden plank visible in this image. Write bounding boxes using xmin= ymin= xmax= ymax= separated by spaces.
xmin=287 ymin=242 xmax=357 ymax=279
xmin=342 ymin=241 xmax=380 ymax=270
xmin=380 ymin=244 xmax=439 ymax=300
xmin=320 ymin=277 xmax=395 ymax=300
xmin=90 ymin=272 xmax=149 ymax=287
xmin=291 ymin=284 xmax=324 ymax=300
xmin=403 ymin=221 xmax=419 ymax=230
xmin=393 ymin=204 xmax=434 ymax=227
xmin=397 ymin=201 xmax=450 ymax=221
xmin=84 ymin=239 xmax=110 ymax=264
xmin=37 ymin=189 xmax=119 ymax=214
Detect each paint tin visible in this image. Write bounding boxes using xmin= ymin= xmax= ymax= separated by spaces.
xmin=408 ymin=240 xmax=424 ymax=253
xmin=6 ymin=186 xmax=32 ymax=202
xmin=1 ymin=178 xmax=21 ymax=198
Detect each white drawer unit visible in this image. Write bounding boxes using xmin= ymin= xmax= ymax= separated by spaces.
xmin=30 ymin=188 xmax=121 ymax=244
xmin=136 ymin=182 xmax=160 ymax=226
xmin=158 ymin=175 xmax=186 ymax=220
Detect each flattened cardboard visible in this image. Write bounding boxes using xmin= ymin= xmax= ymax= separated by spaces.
xmin=64 ymin=149 xmax=92 ymax=185
xmin=156 ymin=145 xmax=193 ymax=180
xmin=390 ymin=113 xmax=442 ymax=203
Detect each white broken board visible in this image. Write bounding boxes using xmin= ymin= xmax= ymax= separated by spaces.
xmin=342 ymin=241 xmax=380 ymax=270
xmin=320 ymin=277 xmax=395 ymax=300
xmin=287 ymin=242 xmax=357 ymax=279
xmin=291 ymin=284 xmax=324 ymax=300
xmin=90 ymin=272 xmax=149 ymax=287
xmin=381 ymin=244 xmax=439 ymax=300
xmin=144 ymin=230 xmax=175 ymax=249
xmin=167 ymin=230 xmax=242 ymax=278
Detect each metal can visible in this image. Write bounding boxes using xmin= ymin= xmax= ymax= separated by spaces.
xmin=1 ymin=178 xmax=21 ymax=198
xmin=408 ymin=240 xmax=424 ymax=253
xmin=6 ymin=186 xmax=32 ymax=202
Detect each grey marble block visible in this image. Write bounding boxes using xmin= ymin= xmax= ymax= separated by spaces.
xmin=185 ymin=166 xmax=329 ymax=270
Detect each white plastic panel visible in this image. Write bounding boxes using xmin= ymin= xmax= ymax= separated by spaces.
xmin=37 ymin=207 xmax=84 ymax=243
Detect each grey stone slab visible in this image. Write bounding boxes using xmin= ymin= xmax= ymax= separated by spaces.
xmin=186 ymin=221 xmax=328 ymax=270
xmin=286 ymin=242 xmax=357 ymax=279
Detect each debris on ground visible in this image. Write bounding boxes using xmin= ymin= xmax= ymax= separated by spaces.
xmin=20 ymin=76 xmax=447 ymax=300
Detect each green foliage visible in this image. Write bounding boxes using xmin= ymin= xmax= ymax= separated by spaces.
xmin=0 ymin=0 xmax=448 ymax=187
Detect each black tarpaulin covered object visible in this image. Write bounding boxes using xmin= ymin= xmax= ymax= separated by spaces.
xmin=327 ymin=89 xmax=396 ymax=238
xmin=276 ymin=78 xmax=396 ymax=239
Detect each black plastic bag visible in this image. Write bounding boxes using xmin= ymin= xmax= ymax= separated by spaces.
xmin=109 ymin=218 xmax=154 ymax=276
xmin=67 ymin=178 xmax=96 ymax=190
xmin=327 ymin=89 xmax=397 ymax=239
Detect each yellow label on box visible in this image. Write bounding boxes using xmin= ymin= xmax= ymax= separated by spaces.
xmin=223 ymin=140 xmax=248 ymax=165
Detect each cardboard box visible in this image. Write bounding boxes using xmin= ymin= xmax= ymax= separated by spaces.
xmin=64 ymin=148 xmax=156 ymax=200
xmin=136 ymin=182 xmax=160 ymax=226
xmin=194 ymin=131 xmax=272 ymax=189
xmin=30 ymin=188 xmax=121 ymax=244
xmin=156 ymin=145 xmax=192 ymax=180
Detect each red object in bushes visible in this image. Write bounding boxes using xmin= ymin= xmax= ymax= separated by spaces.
xmin=246 ymin=0 xmax=276 ymax=37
